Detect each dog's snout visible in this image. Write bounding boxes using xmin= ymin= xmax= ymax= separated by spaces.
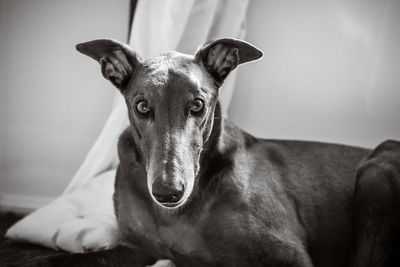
xmin=152 ymin=180 xmax=184 ymax=205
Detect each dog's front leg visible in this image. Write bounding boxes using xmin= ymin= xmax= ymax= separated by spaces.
xmin=261 ymin=233 xmax=314 ymax=267
xmin=287 ymin=249 xmax=315 ymax=267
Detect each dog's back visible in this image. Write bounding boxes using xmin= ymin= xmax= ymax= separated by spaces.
xmin=249 ymin=137 xmax=369 ymax=266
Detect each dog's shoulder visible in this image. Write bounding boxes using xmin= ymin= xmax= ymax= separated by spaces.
xmin=118 ymin=127 xmax=133 ymax=149
xmin=117 ymin=127 xmax=142 ymax=163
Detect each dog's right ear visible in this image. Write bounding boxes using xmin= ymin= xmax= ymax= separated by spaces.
xmin=76 ymin=39 xmax=141 ymax=92
xmin=195 ymin=38 xmax=263 ymax=87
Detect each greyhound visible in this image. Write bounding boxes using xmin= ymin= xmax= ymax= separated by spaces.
xmin=65 ymin=38 xmax=400 ymax=267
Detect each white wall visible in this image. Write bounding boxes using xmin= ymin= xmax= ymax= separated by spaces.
xmin=0 ymin=0 xmax=129 ymax=208
xmin=230 ymin=0 xmax=400 ymax=148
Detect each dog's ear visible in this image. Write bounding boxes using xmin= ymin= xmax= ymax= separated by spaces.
xmin=195 ymin=38 xmax=263 ymax=86
xmin=76 ymin=39 xmax=141 ymax=91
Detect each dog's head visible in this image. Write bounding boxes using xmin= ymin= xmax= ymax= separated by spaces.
xmin=77 ymin=38 xmax=262 ymax=209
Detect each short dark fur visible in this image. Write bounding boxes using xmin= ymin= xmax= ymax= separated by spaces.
xmin=73 ymin=38 xmax=400 ymax=267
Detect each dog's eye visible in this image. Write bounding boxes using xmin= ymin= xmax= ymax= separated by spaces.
xmin=136 ymin=100 xmax=150 ymax=115
xmin=190 ymin=99 xmax=204 ymax=114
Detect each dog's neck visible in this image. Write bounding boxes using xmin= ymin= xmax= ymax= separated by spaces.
xmin=196 ymin=101 xmax=237 ymax=191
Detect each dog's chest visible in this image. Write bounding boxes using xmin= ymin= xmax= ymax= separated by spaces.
xmin=122 ymin=208 xmax=210 ymax=259
xmin=157 ymin=220 xmax=207 ymax=256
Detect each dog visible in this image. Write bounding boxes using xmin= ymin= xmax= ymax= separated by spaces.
xmin=68 ymin=38 xmax=400 ymax=267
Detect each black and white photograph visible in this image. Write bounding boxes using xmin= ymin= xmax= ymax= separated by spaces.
xmin=1 ymin=0 xmax=400 ymax=266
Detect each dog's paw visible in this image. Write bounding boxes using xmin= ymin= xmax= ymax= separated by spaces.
xmin=147 ymin=259 xmax=176 ymax=267
xmin=55 ymin=215 xmax=118 ymax=253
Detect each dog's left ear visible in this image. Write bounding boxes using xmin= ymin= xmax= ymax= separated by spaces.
xmin=76 ymin=39 xmax=142 ymax=92
xmin=195 ymin=38 xmax=263 ymax=86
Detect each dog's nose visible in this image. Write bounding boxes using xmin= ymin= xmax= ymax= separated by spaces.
xmin=152 ymin=181 xmax=184 ymax=204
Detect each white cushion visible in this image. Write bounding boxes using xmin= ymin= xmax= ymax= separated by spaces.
xmin=6 ymin=170 xmax=118 ymax=253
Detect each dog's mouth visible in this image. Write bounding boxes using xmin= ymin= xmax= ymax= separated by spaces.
xmin=156 ymin=199 xmax=185 ymax=209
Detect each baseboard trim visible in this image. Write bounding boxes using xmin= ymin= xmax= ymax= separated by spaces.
xmin=0 ymin=193 xmax=54 ymax=214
